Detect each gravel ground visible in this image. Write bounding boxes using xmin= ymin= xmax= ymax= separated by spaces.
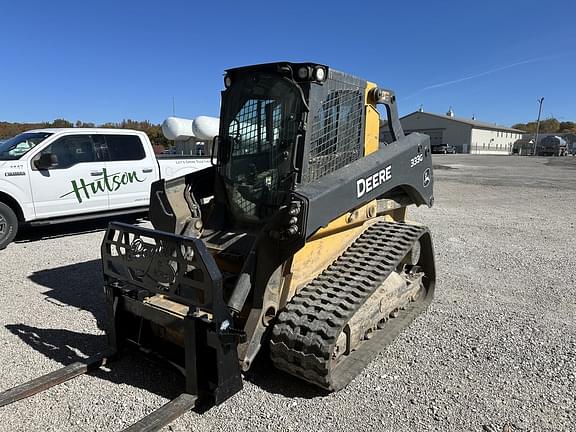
xmin=0 ymin=155 xmax=574 ymax=432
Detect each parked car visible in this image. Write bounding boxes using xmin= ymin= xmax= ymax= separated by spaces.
xmin=431 ymin=144 xmax=456 ymax=154
xmin=0 ymin=128 xmax=211 ymax=249
xmin=537 ymin=136 xmax=568 ymax=157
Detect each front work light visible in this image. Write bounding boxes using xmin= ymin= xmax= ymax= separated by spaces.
xmin=297 ymin=66 xmax=310 ymax=80
xmin=314 ymin=67 xmax=326 ymax=82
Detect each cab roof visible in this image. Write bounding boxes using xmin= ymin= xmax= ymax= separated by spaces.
xmin=24 ymin=128 xmax=144 ymax=134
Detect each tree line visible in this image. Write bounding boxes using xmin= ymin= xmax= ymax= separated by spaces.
xmin=3 ymin=116 xmax=574 ymax=144
xmin=512 ymin=118 xmax=576 ymax=134
xmin=0 ymin=119 xmax=171 ymax=148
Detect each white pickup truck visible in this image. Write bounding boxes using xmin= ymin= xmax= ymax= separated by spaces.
xmin=0 ymin=128 xmax=211 ymax=249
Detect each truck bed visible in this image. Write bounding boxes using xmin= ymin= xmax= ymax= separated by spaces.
xmin=156 ymin=155 xmax=211 ymax=180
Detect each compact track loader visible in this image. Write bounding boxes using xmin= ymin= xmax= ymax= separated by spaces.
xmin=0 ymin=62 xmax=435 ymax=431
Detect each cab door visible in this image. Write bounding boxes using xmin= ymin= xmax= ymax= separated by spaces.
xmin=28 ymin=134 xmax=109 ymax=219
xmin=102 ymin=133 xmax=157 ymax=209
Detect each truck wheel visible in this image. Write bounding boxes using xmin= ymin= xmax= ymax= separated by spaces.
xmin=0 ymin=202 xmax=18 ymax=250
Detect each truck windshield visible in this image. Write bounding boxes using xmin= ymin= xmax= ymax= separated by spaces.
xmin=0 ymin=132 xmax=53 ymax=160
xmin=219 ymin=74 xmax=303 ymax=223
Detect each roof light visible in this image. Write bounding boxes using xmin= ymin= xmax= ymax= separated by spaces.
xmin=224 ymin=75 xmax=232 ymax=88
xmin=314 ymin=67 xmax=326 ymax=82
xmin=297 ymin=66 xmax=310 ymax=80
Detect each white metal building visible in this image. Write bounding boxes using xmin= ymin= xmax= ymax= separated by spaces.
xmin=381 ymin=110 xmax=525 ymax=155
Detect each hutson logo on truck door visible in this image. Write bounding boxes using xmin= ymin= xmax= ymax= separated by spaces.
xmin=356 ymin=165 xmax=392 ymax=198
xmin=60 ymin=168 xmax=146 ymax=203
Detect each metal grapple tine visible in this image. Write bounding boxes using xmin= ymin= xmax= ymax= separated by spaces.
xmin=122 ymin=393 xmax=198 ymax=432
xmin=0 ymin=351 xmax=112 ymax=408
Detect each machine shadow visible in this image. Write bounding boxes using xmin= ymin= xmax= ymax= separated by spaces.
xmin=5 ymin=324 xmax=184 ymax=401
xmin=243 ymin=353 xmax=328 ymax=399
xmin=14 ymin=214 xmax=147 ymax=244
xmin=4 ymin=323 xmax=325 ymax=406
xmin=26 ymin=260 xmax=327 ymax=401
xmin=28 ymin=259 xmax=107 ymax=330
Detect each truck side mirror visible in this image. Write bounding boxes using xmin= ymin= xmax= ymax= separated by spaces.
xmin=34 ymin=153 xmax=59 ymax=170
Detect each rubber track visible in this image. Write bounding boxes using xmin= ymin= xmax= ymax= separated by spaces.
xmin=269 ymin=221 xmax=433 ymax=390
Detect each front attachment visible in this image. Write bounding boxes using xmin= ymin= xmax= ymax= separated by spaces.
xmin=101 ymin=222 xmax=245 ymax=406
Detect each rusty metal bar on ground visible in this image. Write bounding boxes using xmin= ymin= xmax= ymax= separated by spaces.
xmin=0 ymin=350 xmax=112 ymax=408
xmin=122 ymin=393 xmax=198 ymax=432
xmin=0 ymin=347 xmax=198 ymax=432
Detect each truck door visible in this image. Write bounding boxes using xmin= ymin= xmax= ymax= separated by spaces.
xmin=102 ymin=134 xmax=156 ymax=210
xmin=29 ymin=134 xmax=109 ymax=219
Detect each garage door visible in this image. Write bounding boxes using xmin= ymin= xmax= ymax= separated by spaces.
xmin=425 ymin=130 xmax=444 ymax=144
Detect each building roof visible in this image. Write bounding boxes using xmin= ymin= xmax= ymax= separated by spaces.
xmin=401 ymin=111 xmax=525 ymax=133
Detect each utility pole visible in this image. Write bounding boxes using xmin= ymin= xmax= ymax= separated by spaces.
xmin=533 ymin=97 xmax=544 ymax=156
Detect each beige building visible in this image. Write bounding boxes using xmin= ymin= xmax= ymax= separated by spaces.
xmin=381 ymin=110 xmax=525 ymax=155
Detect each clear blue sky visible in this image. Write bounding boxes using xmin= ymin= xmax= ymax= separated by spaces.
xmin=1 ymin=1 xmax=574 ymax=127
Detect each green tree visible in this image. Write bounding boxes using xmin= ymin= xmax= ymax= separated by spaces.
xmin=559 ymin=121 xmax=576 ymax=133
xmin=75 ymin=120 xmax=95 ymax=128
xmin=2 ymin=118 xmax=174 ymax=147
xmin=538 ymin=118 xmax=560 ymax=133
xmin=50 ymin=118 xmax=73 ymax=128
xmin=512 ymin=122 xmax=537 ymax=133
xmin=512 ymin=117 xmax=574 ymax=134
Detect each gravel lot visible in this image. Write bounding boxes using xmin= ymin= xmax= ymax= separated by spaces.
xmin=0 ymin=155 xmax=574 ymax=432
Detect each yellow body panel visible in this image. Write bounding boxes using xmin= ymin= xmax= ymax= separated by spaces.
xmin=282 ymin=201 xmax=377 ymax=306
xmin=283 ymin=83 xmax=407 ymax=306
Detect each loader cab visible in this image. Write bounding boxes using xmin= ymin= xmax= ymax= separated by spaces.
xmin=215 ymin=62 xmax=368 ymax=228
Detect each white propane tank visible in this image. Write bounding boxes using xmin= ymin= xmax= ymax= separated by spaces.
xmin=162 ymin=117 xmax=195 ymax=140
xmin=162 ymin=116 xmax=220 ymax=141
xmin=192 ymin=116 xmax=220 ymax=141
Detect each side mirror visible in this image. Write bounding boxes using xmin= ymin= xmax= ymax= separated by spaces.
xmin=211 ymin=136 xmax=220 ymax=166
xmin=34 ymin=153 xmax=59 ymax=170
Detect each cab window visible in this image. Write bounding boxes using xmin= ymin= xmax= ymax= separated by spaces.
xmin=38 ymin=135 xmax=98 ymax=169
xmin=105 ymin=135 xmax=146 ymax=161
